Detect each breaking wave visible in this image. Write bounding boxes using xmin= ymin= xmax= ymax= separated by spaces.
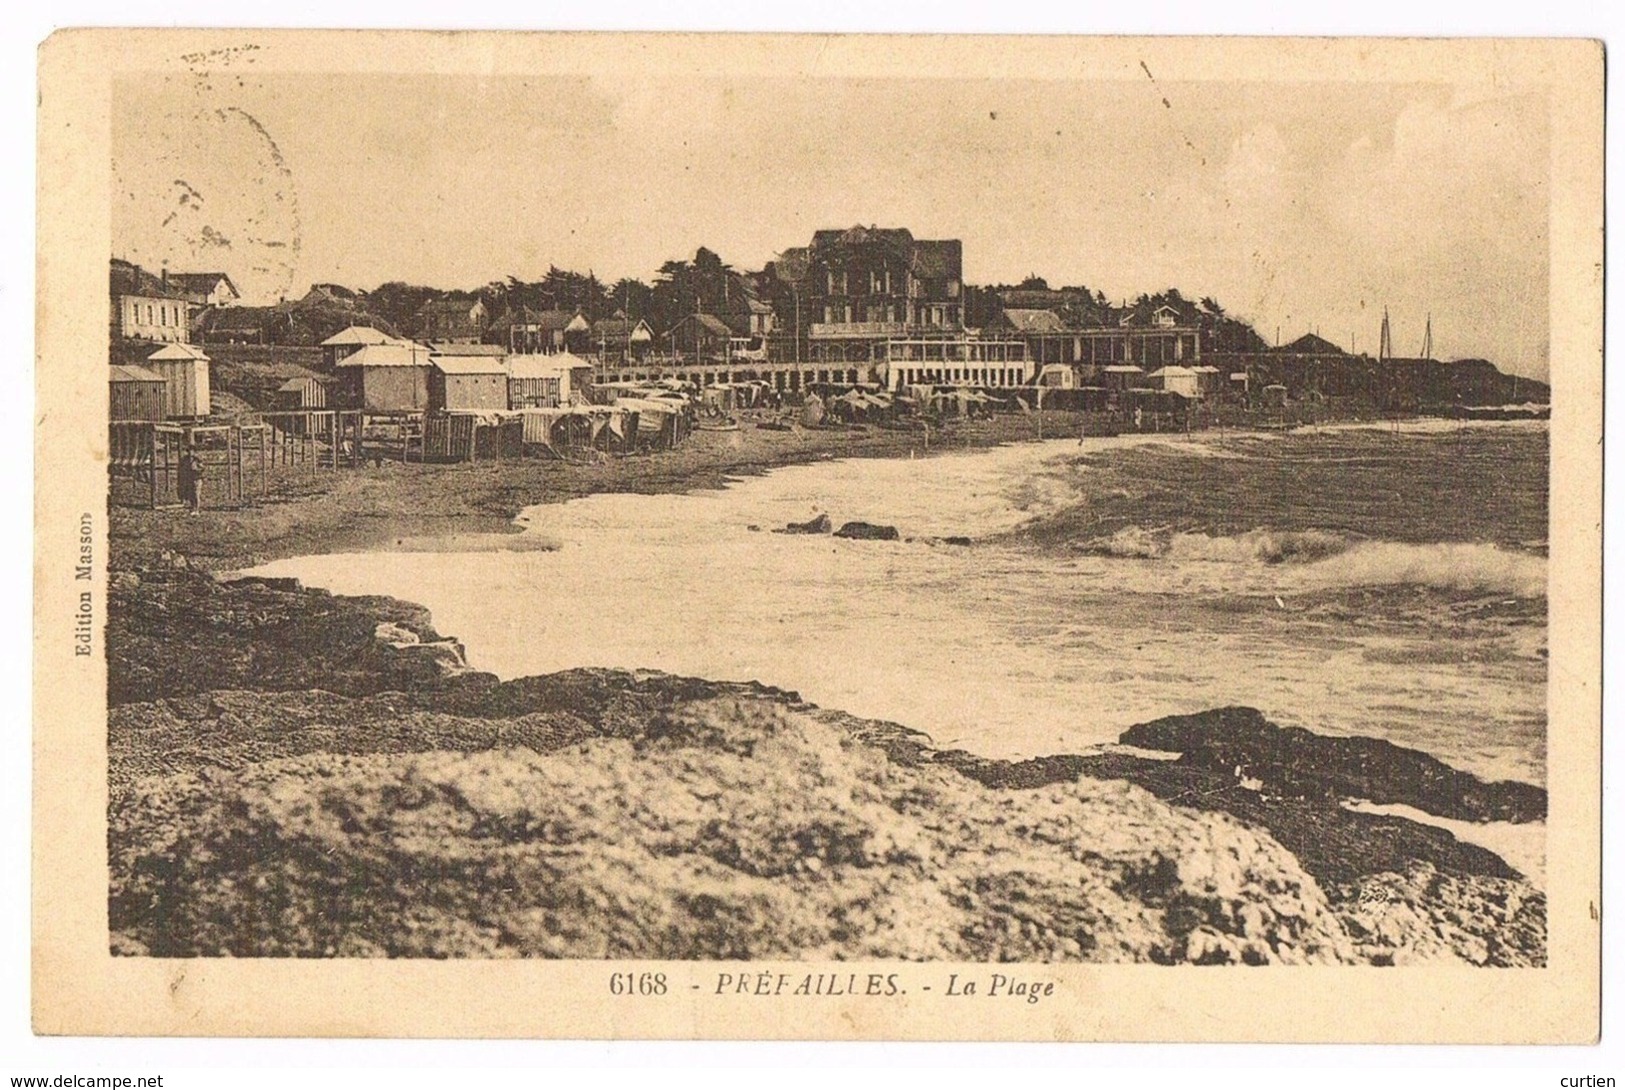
xmin=1305 ymin=541 xmax=1547 ymax=598
xmin=1086 ymin=527 xmax=1352 ymax=564
xmin=1085 ymin=529 xmax=1547 ymax=597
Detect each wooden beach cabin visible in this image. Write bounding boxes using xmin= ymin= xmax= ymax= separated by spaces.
xmin=1146 ymin=365 xmax=1200 ymax=398
xmin=507 ymin=355 xmax=566 ymax=409
xmin=506 ymin=350 xmax=593 ymax=408
xmin=109 ymin=364 xmax=168 ymax=422
xmin=429 ymin=345 xmax=509 ymax=413
xmin=334 ymin=340 xmax=433 ymax=412
xmin=320 ymin=324 xmax=397 ymax=368
xmin=1100 ymin=364 xmax=1147 ymax=392
xmin=144 ymin=342 xmax=212 ymax=418
xmin=274 ymin=373 xmax=332 ymax=411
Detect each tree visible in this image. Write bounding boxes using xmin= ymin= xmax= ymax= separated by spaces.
xmin=609 ymin=278 xmax=655 ymax=321
xmin=364 ymin=282 xmax=441 ymax=332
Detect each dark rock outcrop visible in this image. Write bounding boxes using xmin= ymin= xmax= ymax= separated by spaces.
xmin=833 ymin=521 xmax=900 ymax=541
xmin=1119 ymin=706 xmax=1546 ymax=824
xmin=106 ymin=569 xmax=496 ymax=706
xmin=776 ymin=513 xmax=832 ymax=535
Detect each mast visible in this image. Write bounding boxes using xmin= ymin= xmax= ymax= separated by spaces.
xmin=1379 ymin=308 xmax=1392 ymax=363
xmin=1419 ymin=313 xmax=1433 ymax=360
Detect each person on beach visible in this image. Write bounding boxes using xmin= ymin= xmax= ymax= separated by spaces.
xmin=177 ymin=447 xmax=204 ymax=514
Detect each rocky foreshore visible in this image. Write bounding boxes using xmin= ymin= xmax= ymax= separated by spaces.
xmin=107 ymin=567 xmax=1547 ymax=965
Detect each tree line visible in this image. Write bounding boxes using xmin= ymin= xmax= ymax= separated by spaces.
xmin=358 ymin=254 xmax=1268 ymax=348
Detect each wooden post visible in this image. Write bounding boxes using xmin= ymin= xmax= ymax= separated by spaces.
xmin=148 ymin=427 xmax=157 ymax=509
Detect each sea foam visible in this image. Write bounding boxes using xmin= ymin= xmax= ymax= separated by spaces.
xmin=1087 ymin=528 xmax=1546 ymax=598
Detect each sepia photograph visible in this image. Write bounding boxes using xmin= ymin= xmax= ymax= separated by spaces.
xmin=31 ymin=29 xmax=1603 ymax=1043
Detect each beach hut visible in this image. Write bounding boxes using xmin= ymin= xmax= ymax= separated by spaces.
xmin=1146 ymin=365 xmax=1199 ymax=398
xmin=109 ymin=364 xmax=167 ymax=422
xmin=1190 ymin=364 xmax=1224 ymax=396
xmin=319 ymin=325 xmax=397 ymax=367
xmin=1100 ymin=364 xmax=1146 ymax=392
xmin=144 ymin=342 xmax=212 ymax=418
xmin=1037 ymin=363 xmax=1078 ymax=389
xmin=507 ymin=356 xmax=564 ymax=409
xmin=507 ymin=351 xmax=593 ymax=408
xmin=274 ymin=373 xmax=332 ymax=411
xmin=334 ymin=340 xmax=433 ymax=412
xmin=429 ymin=352 xmax=509 ymax=413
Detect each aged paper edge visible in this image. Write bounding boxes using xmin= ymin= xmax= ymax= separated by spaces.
xmin=31 ymin=30 xmax=1604 ymax=1042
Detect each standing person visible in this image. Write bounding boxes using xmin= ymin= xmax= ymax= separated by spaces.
xmin=177 ymin=446 xmax=204 ymax=514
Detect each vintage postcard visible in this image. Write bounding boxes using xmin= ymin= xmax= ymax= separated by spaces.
xmin=33 ymin=31 xmax=1601 ymax=1041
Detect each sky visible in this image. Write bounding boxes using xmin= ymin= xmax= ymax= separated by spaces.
xmin=113 ymin=71 xmax=1550 ymax=378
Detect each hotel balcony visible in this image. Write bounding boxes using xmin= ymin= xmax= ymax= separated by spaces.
xmin=807 ymin=321 xmax=910 ymax=339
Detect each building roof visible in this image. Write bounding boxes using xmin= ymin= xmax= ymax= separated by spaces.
xmin=909 ymin=239 xmax=963 ymax=282
xmin=508 ymin=353 xmax=591 ymax=380
xmin=320 ymin=325 xmax=396 ymax=347
xmin=109 ymin=258 xmax=185 ymax=300
xmin=429 ymin=342 xmax=508 ymax=356
xmin=276 ymin=375 xmax=335 ymax=393
xmin=507 ymin=308 xmax=591 ymax=329
xmin=802 ymin=226 xmax=962 ymax=284
xmin=500 ymin=306 xmax=583 ymax=332
xmin=168 ymin=272 xmax=239 ymax=296
xmin=1102 ymin=364 xmax=1146 ymax=374
xmin=1146 ymin=365 xmax=1197 ymax=378
xmin=671 ymin=313 xmax=734 ymax=338
xmin=432 ymin=356 xmax=508 ymax=376
xmin=1117 ymin=298 xmax=1203 ymax=327
xmin=334 ymin=342 xmax=433 ymax=368
xmin=146 ymin=342 xmax=210 ymax=361
xmin=110 ymin=364 xmax=165 ymax=383
xmin=1000 ymin=308 xmax=1067 ymax=334
xmin=591 ymin=317 xmax=653 ymax=340
xmin=811 ymin=225 xmax=915 ymax=253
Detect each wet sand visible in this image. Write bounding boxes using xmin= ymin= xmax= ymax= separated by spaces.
xmin=109 ymin=410 xmax=1096 ymax=572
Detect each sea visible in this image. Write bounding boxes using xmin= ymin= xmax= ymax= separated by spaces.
xmin=252 ymin=420 xmax=1549 ymax=877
